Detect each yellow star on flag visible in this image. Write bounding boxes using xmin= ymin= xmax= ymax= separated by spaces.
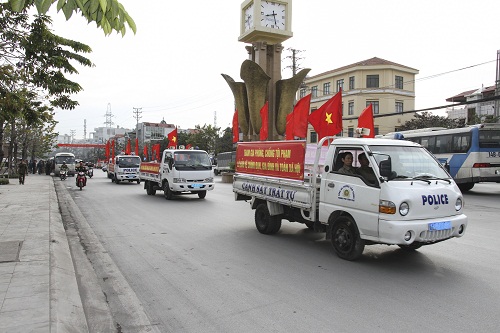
xmin=172 ymin=136 xmax=177 ymax=143
xmin=325 ymin=112 xmax=333 ymax=124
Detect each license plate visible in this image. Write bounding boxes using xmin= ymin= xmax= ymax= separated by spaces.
xmin=192 ymin=184 xmax=202 ymax=188
xmin=428 ymin=221 xmax=451 ymax=231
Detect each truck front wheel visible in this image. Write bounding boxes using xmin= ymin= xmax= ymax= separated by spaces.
xmin=331 ymin=216 xmax=365 ymax=261
xmin=163 ymin=182 xmax=173 ymax=200
xmin=197 ymin=191 xmax=206 ymax=199
xmin=255 ymin=204 xmax=282 ymax=235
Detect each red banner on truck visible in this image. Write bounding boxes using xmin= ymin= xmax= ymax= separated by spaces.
xmin=236 ymin=141 xmax=306 ymax=180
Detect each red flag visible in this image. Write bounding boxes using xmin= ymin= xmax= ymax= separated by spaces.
xmin=143 ymin=144 xmax=148 ymax=161
xmin=232 ymin=110 xmax=239 ymax=143
xmin=111 ymin=140 xmax=115 ymax=159
xmin=135 ymin=138 xmax=139 ymax=155
xmin=259 ymin=101 xmax=269 ymax=141
xmin=357 ymin=104 xmax=375 ymax=138
xmin=186 ymin=144 xmax=192 ymax=150
xmin=308 ymin=89 xmax=343 ymax=142
xmin=167 ymin=128 xmax=178 ymax=149
xmin=286 ymin=94 xmax=311 ymax=140
xmin=153 ymin=144 xmax=160 ymax=160
xmin=125 ymin=138 xmax=131 ymax=155
xmin=105 ymin=140 xmax=110 ymax=159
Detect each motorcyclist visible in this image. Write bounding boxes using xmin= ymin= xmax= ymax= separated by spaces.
xmin=75 ymin=161 xmax=87 ymax=186
xmin=60 ymin=162 xmax=69 ymax=179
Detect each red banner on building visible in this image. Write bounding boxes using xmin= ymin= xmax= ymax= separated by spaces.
xmin=236 ymin=141 xmax=306 ymax=180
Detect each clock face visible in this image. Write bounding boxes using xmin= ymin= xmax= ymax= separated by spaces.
xmin=260 ymin=1 xmax=286 ymax=30
xmin=244 ymin=3 xmax=254 ymax=31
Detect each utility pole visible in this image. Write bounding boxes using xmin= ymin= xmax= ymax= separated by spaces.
xmin=70 ymin=130 xmax=76 ymax=143
xmin=104 ymin=103 xmax=114 ymax=127
xmin=83 ymin=119 xmax=87 ymax=140
xmin=285 ymin=47 xmax=304 ymax=75
xmin=132 ymin=107 xmax=142 ymax=130
xmin=495 ymin=50 xmax=500 ymax=118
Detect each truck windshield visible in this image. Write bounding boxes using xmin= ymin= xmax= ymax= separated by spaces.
xmin=117 ymin=157 xmax=141 ymax=168
xmin=370 ymin=145 xmax=450 ymax=180
xmin=174 ymin=152 xmax=212 ymax=170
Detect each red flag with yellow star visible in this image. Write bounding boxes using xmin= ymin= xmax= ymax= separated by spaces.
xmin=308 ymin=89 xmax=343 ymax=142
xmin=167 ymin=128 xmax=178 ymax=149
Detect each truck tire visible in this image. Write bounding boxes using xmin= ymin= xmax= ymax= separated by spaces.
xmin=114 ymin=175 xmax=120 ymax=184
xmin=163 ymin=182 xmax=173 ymax=200
xmin=197 ymin=191 xmax=207 ymax=199
xmin=331 ymin=216 xmax=365 ymax=261
xmin=255 ymin=203 xmax=282 ymax=235
xmin=146 ymin=182 xmax=156 ymax=196
xmin=458 ymin=182 xmax=474 ymax=192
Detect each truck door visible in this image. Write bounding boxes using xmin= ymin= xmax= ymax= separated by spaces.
xmin=320 ymin=147 xmax=380 ymax=238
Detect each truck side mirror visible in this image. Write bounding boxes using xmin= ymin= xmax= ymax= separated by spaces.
xmin=379 ymin=159 xmax=392 ymax=178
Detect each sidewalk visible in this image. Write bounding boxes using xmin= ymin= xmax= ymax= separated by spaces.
xmin=0 ymin=174 xmax=88 ymax=332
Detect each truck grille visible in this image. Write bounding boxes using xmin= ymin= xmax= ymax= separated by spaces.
xmin=419 ymin=228 xmax=454 ymax=242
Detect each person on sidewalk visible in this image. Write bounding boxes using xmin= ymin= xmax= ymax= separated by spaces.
xmin=18 ymin=160 xmax=28 ymax=184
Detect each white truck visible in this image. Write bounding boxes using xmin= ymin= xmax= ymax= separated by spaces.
xmin=107 ymin=154 xmax=141 ymax=184
xmin=139 ymin=148 xmax=215 ymax=199
xmin=233 ymin=137 xmax=468 ymax=261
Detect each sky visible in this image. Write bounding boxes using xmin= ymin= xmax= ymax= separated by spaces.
xmin=48 ymin=0 xmax=500 ymax=140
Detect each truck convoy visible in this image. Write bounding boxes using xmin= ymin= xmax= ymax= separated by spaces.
xmin=139 ymin=148 xmax=215 ymax=199
xmin=233 ymin=137 xmax=467 ymax=261
xmin=107 ymin=154 xmax=141 ymax=184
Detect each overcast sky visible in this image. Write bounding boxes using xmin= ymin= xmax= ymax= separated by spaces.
xmin=49 ymin=0 xmax=500 ymax=139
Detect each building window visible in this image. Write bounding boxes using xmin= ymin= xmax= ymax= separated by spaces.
xmin=310 ymin=107 xmax=317 ymax=115
xmin=349 ymin=76 xmax=355 ymax=90
xmin=300 ymin=88 xmax=307 ymax=98
xmin=396 ymin=101 xmax=403 ymax=113
xmin=374 ymin=127 xmax=379 ymax=136
xmin=310 ymin=131 xmax=317 ymax=143
xmin=348 ymin=101 xmax=354 ymax=115
xmin=366 ymin=75 xmax=379 ymax=88
xmin=395 ymin=75 xmax=403 ymax=89
xmin=323 ymin=82 xmax=330 ymax=95
xmin=336 ymin=79 xmax=344 ymax=92
xmin=366 ymin=101 xmax=379 ymax=114
xmin=341 ymin=103 xmax=344 ymax=116
xmin=311 ymin=86 xmax=318 ymax=98
xmin=348 ymin=127 xmax=354 ymax=137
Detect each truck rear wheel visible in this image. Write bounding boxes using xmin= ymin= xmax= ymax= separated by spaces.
xmin=255 ymin=204 xmax=282 ymax=235
xmin=163 ymin=182 xmax=173 ymax=200
xmin=197 ymin=191 xmax=206 ymax=199
xmin=146 ymin=182 xmax=156 ymax=196
xmin=331 ymin=216 xmax=365 ymax=261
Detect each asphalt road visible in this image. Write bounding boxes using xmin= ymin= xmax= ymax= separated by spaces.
xmin=59 ymin=171 xmax=500 ymax=333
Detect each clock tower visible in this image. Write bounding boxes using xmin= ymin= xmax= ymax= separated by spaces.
xmin=237 ymin=0 xmax=293 ymax=140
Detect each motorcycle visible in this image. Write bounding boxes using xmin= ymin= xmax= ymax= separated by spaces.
xmin=59 ymin=170 xmax=67 ymax=181
xmin=76 ymin=171 xmax=86 ymax=190
xmin=87 ymin=167 xmax=94 ymax=178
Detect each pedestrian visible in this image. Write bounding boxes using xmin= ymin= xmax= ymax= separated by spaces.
xmin=37 ymin=160 xmax=44 ymax=174
xmin=18 ymin=160 xmax=28 ymax=184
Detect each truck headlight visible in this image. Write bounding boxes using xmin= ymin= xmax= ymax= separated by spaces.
xmin=204 ymin=177 xmax=214 ymax=183
xmin=455 ymin=197 xmax=463 ymax=211
xmin=173 ymin=178 xmax=186 ymax=183
xmin=399 ymin=202 xmax=409 ymax=216
xmin=379 ymin=200 xmax=396 ymax=214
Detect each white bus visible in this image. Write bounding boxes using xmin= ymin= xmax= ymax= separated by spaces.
xmin=54 ymin=152 xmax=76 ymax=176
xmin=385 ymin=124 xmax=500 ymax=192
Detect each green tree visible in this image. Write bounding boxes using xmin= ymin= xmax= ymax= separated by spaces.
xmin=188 ymin=124 xmax=220 ymax=153
xmin=7 ymin=0 xmax=136 ymax=35
xmin=398 ymin=112 xmax=463 ymax=131
xmin=216 ymin=127 xmax=234 ymax=154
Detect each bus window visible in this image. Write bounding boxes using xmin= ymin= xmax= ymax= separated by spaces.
xmin=435 ymin=135 xmax=452 ymax=154
xmin=420 ymin=136 xmax=436 ymax=153
xmin=452 ymin=134 xmax=470 ymax=153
